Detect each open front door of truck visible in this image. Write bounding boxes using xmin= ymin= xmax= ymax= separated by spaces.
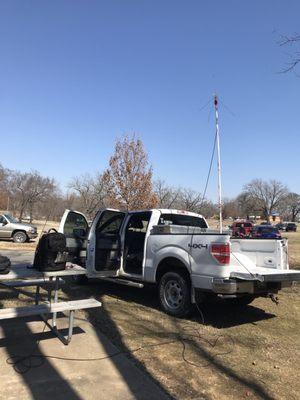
xmin=58 ymin=209 xmax=89 ymax=265
xmin=87 ymin=209 xmax=126 ymax=278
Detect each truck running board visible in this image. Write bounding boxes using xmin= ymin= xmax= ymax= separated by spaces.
xmin=99 ymin=277 xmax=144 ymax=288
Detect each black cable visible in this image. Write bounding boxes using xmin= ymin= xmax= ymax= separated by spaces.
xmin=5 ymin=276 xmax=53 ymax=373
xmin=200 ymin=131 xmax=217 ymax=208
xmin=6 ymin=322 xmax=48 ymax=374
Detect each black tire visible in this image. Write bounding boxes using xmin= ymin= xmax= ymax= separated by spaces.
xmin=224 ymin=295 xmax=256 ymax=307
xmin=12 ymin=231 xmax=28 ymax=243
xmin=158 ymin=271 xmax=192 ymax=317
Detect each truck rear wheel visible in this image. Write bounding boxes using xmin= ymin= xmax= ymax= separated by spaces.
xmin=158 ymin=271 xmax=192 ymax=317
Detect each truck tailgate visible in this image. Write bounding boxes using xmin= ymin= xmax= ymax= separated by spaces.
xmin=230 ymin=268 xmax=300 ymax=282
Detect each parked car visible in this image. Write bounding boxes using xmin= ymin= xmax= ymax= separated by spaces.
xmin=275 ymin=223 xmax=287 ymax=231
xmin=285 ymin=222 xmax=297 ymax=232
xmin=252 ymin=225 xmax=282 ymax=239
xmin=56 ymin=208 xmax=300 ymax=317
xmin=0 ymin=214 xmax=38 ymax=243
xmin=231 ymin=221 xmax=253 ymax=237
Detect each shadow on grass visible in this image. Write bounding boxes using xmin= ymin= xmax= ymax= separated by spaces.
xmin=0 ymin=275 xmax=276 ymax=400
xmin=197 ymin=303 xmax=276 ymax=329
xmin=71 ymin=279 xmax=276 ymax=328
xmin=61 ymin=283 xmax=172 ymax=400
xmin=60 ymin=279 xmax=277 ymax=400
xmin=172 ymin=317 xmax=276 ymax=400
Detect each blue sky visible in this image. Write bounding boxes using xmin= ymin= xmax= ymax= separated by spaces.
xmin=0 ymin=1 xmax=299 ymax=201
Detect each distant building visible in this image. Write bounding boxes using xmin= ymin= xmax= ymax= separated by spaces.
xmin=269 ymin=212 xmax=281 ymax=223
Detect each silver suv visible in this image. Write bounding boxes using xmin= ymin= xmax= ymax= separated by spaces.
xmin=0 ymin=214 xmax=38 ymax=243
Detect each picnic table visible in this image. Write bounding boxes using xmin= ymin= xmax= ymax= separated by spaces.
xmin=0 ymin=264 xmax=101 ymax=345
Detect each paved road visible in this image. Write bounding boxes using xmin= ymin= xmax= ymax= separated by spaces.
xmin=0 ymin=250 xmax=170 ymax=400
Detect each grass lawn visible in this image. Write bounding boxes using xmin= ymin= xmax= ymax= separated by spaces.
xmin=284 ymin=230 xmax=300 ymax=269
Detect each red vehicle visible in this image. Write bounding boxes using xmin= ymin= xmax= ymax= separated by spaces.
xmin=231 ymin=221 xmax=254 ymax=238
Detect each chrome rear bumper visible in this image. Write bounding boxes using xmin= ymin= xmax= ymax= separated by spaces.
xmin=212 ymin=278 xmax=254 ymax=294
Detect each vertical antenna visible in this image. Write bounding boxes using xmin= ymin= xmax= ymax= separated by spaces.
xmin=214 ymin=94 xmax=223 ymax=233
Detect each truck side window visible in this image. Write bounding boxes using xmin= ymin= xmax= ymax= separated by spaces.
xmin=97 ymin=213 xmax=125 ymax=235
xmin=64 ymin=212 xmax=88 ymax=237
xmin=158 ymin=214 xmax=208 ymax=228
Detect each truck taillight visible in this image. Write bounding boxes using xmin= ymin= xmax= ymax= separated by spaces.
xmin=210 ymin=243 xmax=230 ymax=265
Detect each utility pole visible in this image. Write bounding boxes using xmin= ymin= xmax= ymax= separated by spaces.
xmin=214 ymin=95 xmax=223 ymax=233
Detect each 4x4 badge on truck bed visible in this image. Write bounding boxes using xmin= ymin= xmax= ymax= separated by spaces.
xmin=188 ymin=243 xmax=208 ymax=249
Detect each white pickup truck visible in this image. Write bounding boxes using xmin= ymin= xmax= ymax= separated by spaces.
xmin=58 ymin=208 xmax=300 ymax=317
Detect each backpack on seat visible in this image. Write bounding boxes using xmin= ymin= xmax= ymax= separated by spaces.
xmin=33 ymin=228 xmax=67 ymax=271
xmin=0 ymin=255 xmax=11 ymax=274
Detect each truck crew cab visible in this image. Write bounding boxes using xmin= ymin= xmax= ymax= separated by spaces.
xmin=59 ymin=208 xmax=300 ymax=317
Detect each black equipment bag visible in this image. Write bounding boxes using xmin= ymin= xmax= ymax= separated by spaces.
xmin=33 ymin=228 xmax=67 ymax=271
xmin=0 ymin=255 xmax=11 ymax=274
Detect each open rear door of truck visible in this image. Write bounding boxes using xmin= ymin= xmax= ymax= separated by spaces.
xmin=58 ymin=209 xmax=89 ymax=265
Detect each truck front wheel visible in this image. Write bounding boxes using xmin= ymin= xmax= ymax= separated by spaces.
xmin=158 ymin=271 xmax=192 ymax=317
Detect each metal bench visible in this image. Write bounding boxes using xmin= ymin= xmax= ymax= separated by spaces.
xmin=0 ymin=264 xmax=100 ymax=344
xmin=0 ymin=298 xmax=102 ymax=345
xmin=1 ymin=278 xmax=65 ymax=288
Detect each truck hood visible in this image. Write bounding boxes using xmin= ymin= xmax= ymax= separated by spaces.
xmin=10 ymin=222 xmax=37 ymax=231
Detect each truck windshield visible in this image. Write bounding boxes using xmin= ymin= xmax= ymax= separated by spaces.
xmin=4 ymin=214 xmax=18 ymax=223
xmin=158 ymin=213 xmax=208 ymax=228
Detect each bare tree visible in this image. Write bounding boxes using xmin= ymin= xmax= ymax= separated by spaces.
xmin=236 ymin=192 xmax=259 ymax=219
xmin=35 ymin=191 xmax=76 ymax=221
xmin=222 ymin=198 xmax=240 ymax=219
xmin=10 ymin=170 xmax=56 ymax=222
xmin=0 ymin=164 xmax=9 ymax=210
xmin=280 ymin=192 xmax=300 ymax=222
xmin=103 ymin=135 xmax=157 ymax=210
xmin=179 ymin=188 xmax=202 ymax=212
xmin=154 ymin=180 xmax=216 ymax=217
xmin=154 ymin=179 xmax=181 ymax=208
xmin=198 ymin=199 xmax=218 ymax=218
xmin=279 ymin=33 xmax=300 ymax=74
xmin=68 ymin=173 xmax=108 ymax=219
xmin=243 ymin=179 xmax=288 ymax=220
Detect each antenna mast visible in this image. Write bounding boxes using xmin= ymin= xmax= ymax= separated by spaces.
xmin=214 ymin=95 xmax=223 ymax=233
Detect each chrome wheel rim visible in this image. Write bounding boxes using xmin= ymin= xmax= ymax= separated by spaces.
xmin=163 ymin=279 xmax=183 ymax=310
xmin=14 ymin=233 xmax=25 ymax=242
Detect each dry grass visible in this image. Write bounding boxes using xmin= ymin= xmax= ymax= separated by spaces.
xmin=1 ymin=275 xmax=299 ymax=400
xmin=284 ymin=231 xmax=300 ymax=269
xmin=0 ymin=219 xmax=299 ymax=399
